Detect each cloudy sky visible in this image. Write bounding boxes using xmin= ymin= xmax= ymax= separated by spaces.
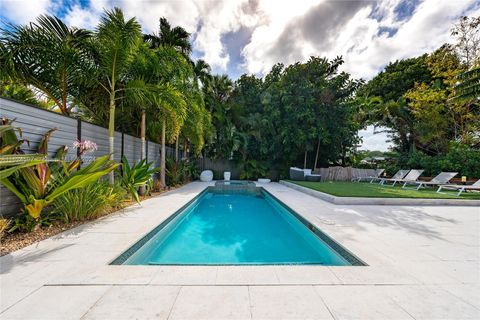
xmin=1 ymin=0 xmax=479 ymax=151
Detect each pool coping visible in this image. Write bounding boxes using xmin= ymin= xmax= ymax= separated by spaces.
xmin=111 ymin=185 xmax=366 ymax=266
xmin=280 ymin=180 xmax=480 ymax=206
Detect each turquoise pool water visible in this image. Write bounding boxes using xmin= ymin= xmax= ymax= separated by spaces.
xmin=116 ymin=188 xmax=359 ymax=265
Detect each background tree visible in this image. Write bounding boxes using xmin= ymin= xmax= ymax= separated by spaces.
xmin=0 ymin=15 xmax=92 ymax=115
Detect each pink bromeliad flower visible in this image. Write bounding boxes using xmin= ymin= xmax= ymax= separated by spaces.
xmin=73 ymin=140 xmax=98 ymax=155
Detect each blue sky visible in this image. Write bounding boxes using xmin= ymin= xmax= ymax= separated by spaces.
xmin=1 ymin=0 xmax=479 ymax=151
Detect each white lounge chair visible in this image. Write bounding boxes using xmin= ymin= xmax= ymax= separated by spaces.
xmin=437 ymin=179 xmax=480 ymax=196
xmin=378 ymin=169 xmax=410 ymax=186
xmin=381 ymin=169 xmax=424 ymax=187
xmin=404 ymin=172 xmax=458 ymax=190
xmin=353 ymin=169 xmax=385 ymax=183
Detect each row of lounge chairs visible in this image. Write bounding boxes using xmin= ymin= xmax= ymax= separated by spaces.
xmin=354 ymin=169 xmax=480 ymax=196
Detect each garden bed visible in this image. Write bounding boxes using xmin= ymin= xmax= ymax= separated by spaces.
xmin=0 ymin=189 xmax=170 ymax=256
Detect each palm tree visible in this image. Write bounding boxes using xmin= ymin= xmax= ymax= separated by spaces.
xmin=143 ymin=17 xmax=191 ymax=55
xmin=193 ymin=59 xmax=212 ymax=87
xmin=0 ymin=15 xmax=92 ymax=115
xmin=95 ymin=8 xmax=142 ymax=184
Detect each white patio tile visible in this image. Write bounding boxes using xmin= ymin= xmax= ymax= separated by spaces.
xmin=0 ymin=285 xmax=41 ymax=313
xmin=82 ymin=285 xmax=180 ymax=320
xmin=385 ymin=285 xmax=480 ymax=319
xmin=441 ymin=284 xmax=480 ymax=309
xmin=249 ymin=285 xmax=333 ymax=319
xmin=274 ymin=266 xmax=341 ymax=284
xmin=48 ymin=265 xmax=159 ymax=285
xmin=1 ymin=181 xmax=479 ymax=319
xmin=169 ymin=286 xmax=250 ymax=319
xmin=150 ymin=266 xmax=218 ymax=285
xmin=0 ymin=285 xmax=109 ymax=320
xmin=315 ymin=285 xmax=414 ymax=319
xmin=329 ymin=265 xmax=420 ymax=285
xmin=216 ymin=266 xmax=279 ymax=285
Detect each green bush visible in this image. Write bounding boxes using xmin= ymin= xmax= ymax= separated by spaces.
xmin=1 ymin=120 xmax=119 ymax=231
xmin=400 ymin=143 xmax=480 ymax=177
xmin=166 ymin=157 xmax=198 ymax=186
xmin=239 ymin=160 xmax=267 ymax=180
xmin=52 ymin=181 xmax=126 ymax=223
xmin=120 ymin=156 xmax=158 ymax=202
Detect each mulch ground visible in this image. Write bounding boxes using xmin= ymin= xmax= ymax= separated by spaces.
xmin=0 ymin=187 xmax=175 ymax=257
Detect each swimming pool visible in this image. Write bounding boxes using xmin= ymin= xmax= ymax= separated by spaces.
xmin=112 ymin=187 xmax=364 ymax=266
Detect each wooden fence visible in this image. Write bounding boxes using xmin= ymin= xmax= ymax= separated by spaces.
xmin=314 ymin=167 xmax=380 ymax=181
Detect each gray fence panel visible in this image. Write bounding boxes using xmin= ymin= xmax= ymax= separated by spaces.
xmin=123 ymin=134 xmax=142 ymax=164
xmin=0 ymin=97 xmax=165 ymax=217
xmin=0 ymin=185 xmax=22 ymax=217
xmin=147 ymin=141 xmax=160 ymax=167
xmin=1 ymin=98 xmax=77 ymax=216
xmin=0 ymin=98 xmax=78 ymax=159
xmin=81 ymin=121 xmax=109 ymax=163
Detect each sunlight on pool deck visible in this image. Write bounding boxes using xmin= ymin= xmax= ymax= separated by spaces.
xmin=0 ymin=181 xmax=479 ymax=319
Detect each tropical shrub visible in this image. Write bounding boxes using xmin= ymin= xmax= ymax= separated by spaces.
xmin=0 ymin=121 xmax=119 ymax=230
xmin=166 ymin=157 xmax=198 ymax=186
xmin=120 ymin=156 xmax=158 ymax=202
xmin=399 ymin=143 xmax=480 ymax=177
xmin=240 ymin=159 xmax=267 ymax=180
xmin=52 ymin=181 xmax=126 ymax=222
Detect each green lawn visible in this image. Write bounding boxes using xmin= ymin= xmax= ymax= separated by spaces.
xmin=287 ymin=180 xmax=480 ymax=200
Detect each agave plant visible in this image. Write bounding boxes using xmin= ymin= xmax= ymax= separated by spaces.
xmin=120 ymin=156 xmax=158 ymax=202
xmin=0 ymin=120 xmax=119 ymax=223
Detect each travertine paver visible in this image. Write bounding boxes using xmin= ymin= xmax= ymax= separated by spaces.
xmin=82 ymin=285 xmax=180 ymax=320
xmin=168 ymin=286 xmax=250 ymax=319
xmin=249 ymin=286 xmax=333 ymax=319
xmin=0 ymin=181 xmax=479 ymax=319
xmin=314 ymin=285 xmax=414 ymax=319
xmin=0 ymin=286 xmax=110 ymax=320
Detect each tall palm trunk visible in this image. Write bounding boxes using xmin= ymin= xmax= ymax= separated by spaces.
xmin=184 ymin=139 xmax=188 ymax=159
xmin=303 ymin=150 xmax=308 ymax=169
xmin=141 ymin=110 xmax=146 ymax=159
xmin=160 ymin=119 xmax=166 ymax=187
xmin=314 ymin=137 xmax=321 ymax=171
xmin=108 ymin=91 xmax=115 ymax=185
xmin=175 ymin=138 xmax=179 ymax=162
xmin=139 ymin=110 xmax=146 ymax=195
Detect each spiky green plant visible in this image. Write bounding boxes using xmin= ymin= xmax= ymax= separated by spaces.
xmin=0 ymin=120 xmax=119 ymax=224
xmin=120 ymin=156 xmax=158 ymax=202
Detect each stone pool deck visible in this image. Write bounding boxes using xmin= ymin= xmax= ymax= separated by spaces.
xmin=0 ymin=181 xmax=479 ymax=319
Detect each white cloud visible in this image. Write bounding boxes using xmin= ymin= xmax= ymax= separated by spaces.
xmin=63 ymin=0 xmax=261 ymax=72
xmin=0 ymin=0 xmax=52 ymax=24
xmin=242 ymin=0 xmax=480 ymax=79
xmin=358 ymin=126 xmax=391 ymax=152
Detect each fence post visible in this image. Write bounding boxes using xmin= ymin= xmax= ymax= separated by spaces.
xmin=76 ymin=118 xmax=82 ymax=170
xmin=146 ymin=140 xmax=148 ymax=162
xmin=120 ymin=132 xmax=125 ymax=160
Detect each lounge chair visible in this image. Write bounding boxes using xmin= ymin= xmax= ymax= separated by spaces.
xmin=353 ymin=169 xmax=385 ymax=183
xmin=290 ymin=167 xmax=306 ymax=180
xmin=289 ymin=167 xmax=321 ymax=181
xmin=380 ymin=169 xmax=424 ymax=187
xmin=403 ymin=172 xmax=458 ymax=190
xmin=377 ymin=169 xmax=410 ymax=186
xmin=437 ymin=179 xmax=480 ymax=196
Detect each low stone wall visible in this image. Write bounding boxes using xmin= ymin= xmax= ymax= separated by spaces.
xmin=280 ymin=180 xmax=480 ymax=206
